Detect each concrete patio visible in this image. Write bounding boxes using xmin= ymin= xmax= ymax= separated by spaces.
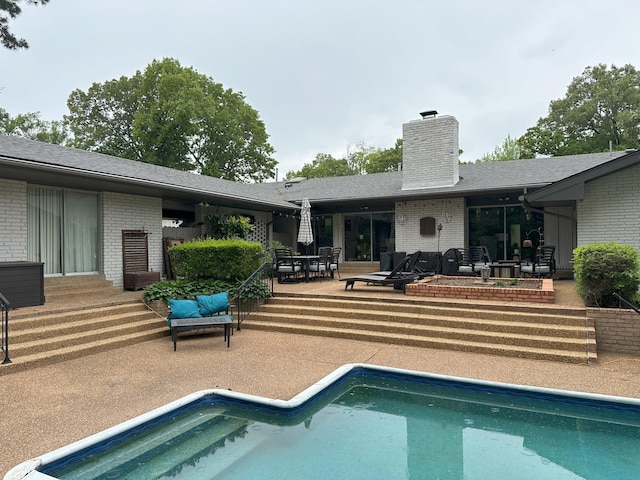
xmin=1 ymin=277 xmax=639 ymax=476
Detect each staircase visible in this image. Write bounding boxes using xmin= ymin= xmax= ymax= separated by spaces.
xmin=242 ymin=294 xmax=595 ymax=364
xmin=0 ymin=275 xmax=167 ymax=375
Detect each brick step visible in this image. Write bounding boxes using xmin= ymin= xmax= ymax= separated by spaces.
xmin=243 ymin=321 xmax=594 ymax=364
xmin=248 ymin=309 xmax=593 ymax=340
xmin=0 ymin=327 xmax=168 ymax=376
xmin=259 ymin=301 xmax=588 ymax=326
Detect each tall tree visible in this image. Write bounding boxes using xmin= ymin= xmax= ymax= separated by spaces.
xmin=518 ymin=64 xmax=640 ymax=157
xmin=66 ymin=58 xmax=276 ymax=183
xmin=476 ymin=135 xmax=524 ymax=162
xmin=0 ymin=0 xmax=49 ymax=50
xmin=284 ymin=153 xmax=354 ymax=180
xmin=364 ymin=138 xmax=403 ymax=173
xmin=0 ymin=108 xmax=68 ymax=144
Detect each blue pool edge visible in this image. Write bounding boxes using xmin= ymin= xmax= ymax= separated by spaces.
xmin=5 ymin=363 xmax=640 ymax=480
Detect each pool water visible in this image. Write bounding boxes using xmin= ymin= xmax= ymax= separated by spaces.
xmin=33 ymin=367 xmax=640 ymax=480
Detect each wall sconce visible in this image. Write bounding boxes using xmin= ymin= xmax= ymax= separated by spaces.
xmin=397 ymin=214 xmax=407 ymax=225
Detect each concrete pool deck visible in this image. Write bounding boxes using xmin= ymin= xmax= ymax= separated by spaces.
xmin=1 ymin=278 xmax=639 ymax=476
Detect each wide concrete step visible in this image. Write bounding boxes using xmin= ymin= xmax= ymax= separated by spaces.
xmin=258 ymin=302 xmax=588 ymax=327
xmin=246 ymin=320 xmax=594 ymax=364
xmin=248 ymin=310 xmax=593 ymax=341
xmin=0 ymin=327 xmax=168 ymax=375
xmin=241 ymin=294 xmax=595 ymax=364
xmin=1 ymin=301 xmax=169 ymax=376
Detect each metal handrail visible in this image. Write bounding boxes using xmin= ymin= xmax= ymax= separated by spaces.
xmin=235 ymin=262 xmax=274 ymax=331
xmin=612 ymin=292 xmax=640 ymax=316
xmin=1 ymin=292 xmax=11 ymax=365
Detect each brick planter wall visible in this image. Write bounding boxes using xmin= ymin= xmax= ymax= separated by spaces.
xmin=406 ymin=276 xmax=554 ymax=304
xmin=588 ymin=307 xmax=640 ymax=355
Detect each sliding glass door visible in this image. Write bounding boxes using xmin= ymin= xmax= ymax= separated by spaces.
xmin=28 ymin=187 xmax=99 ymax=275
xmin=344 ymin=212 xmax=394 ymax=262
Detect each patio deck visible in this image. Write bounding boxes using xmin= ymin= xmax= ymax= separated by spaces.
xmin=1 ymin=276 xmax=639 ymax=476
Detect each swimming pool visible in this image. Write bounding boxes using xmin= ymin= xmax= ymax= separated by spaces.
xmin=6 ymin=364 xmax=640 ymax=479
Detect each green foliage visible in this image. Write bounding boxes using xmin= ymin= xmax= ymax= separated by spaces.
xmin=284 ymin=153 xmax=354 ymax=180
xmin=518 ymin=64 xmax=640 ymax=157
xmin=364 ymin=138 xmax=403 ymax=173
xmin=168 ymin=238 xmax=264 ymax=281
xmin=476 ymin=135 xmax=525 ymax=162
xmin=0 ymin=108 xmax=69 ymax=144
xmin=203 ymin=211 xmax=254 ymax=239
xmin=573 ymin=242 xmax=640 ymax=307
xmin=142 ymin=276 xmax=271 ymax=302
xmin=284 ymin=138 xmax=404 ymax=180
xmin=142 ymin=278 xmax=230 ymax=301
xmin=65 ymin=57 xmax=276 ymax=183
xmin=0 ymin=0 xmax=49 ymax=50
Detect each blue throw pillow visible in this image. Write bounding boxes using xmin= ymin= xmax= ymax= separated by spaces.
xmin=196 ymin=291 xmax=229 ymax=316
xmin=167 ymin=299 xmax=202 ymax=320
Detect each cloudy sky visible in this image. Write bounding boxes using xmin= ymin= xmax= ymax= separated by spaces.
xmin=2 ymin=0 xmax=639 ymax=178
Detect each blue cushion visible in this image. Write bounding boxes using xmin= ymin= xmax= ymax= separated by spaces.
xmin=196 ymin=291 xmax=229 ymax=316
xmin=167 ymin=299 xmax=202 ymax=320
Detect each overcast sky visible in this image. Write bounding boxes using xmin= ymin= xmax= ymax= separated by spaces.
xmin=2 ymin=0 xmax=639 ymax=179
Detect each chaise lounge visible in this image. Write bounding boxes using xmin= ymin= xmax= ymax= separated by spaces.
xmin=341 ymin=254 xmax=421 ymax=292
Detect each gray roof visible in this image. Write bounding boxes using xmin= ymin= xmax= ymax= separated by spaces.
xmin=1 ymin=134 xmax=631 ymax=212
xmin=0 ymin=134 xmax=296 ymax=211
xmin=252 ymin=151 xmax=629 ymax=206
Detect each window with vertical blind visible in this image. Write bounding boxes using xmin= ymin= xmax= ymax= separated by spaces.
xmin=27 ymin=186 xmax=99 ymax=275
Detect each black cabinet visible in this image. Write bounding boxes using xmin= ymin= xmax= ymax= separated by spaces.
xmin=0 ymin=262 xmax=45 ymax=308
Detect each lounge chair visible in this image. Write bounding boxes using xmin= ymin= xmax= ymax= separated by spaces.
xmin=341 ymin=255 xmax=420 ymax=292
xmin=369 ymin=250 xmax=423 ymax=277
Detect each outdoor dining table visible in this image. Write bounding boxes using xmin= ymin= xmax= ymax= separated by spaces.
xmin=295 ymin=255 xmax=320 ymax=282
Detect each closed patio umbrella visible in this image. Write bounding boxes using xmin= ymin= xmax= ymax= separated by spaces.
xmin=297 ymin=197 xmax=313 ymax=253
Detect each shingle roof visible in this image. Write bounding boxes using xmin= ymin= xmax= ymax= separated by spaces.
xmin=0 ymin=134 xmax=296 ymax=210
xmin=1 ymin=134 xmax=630 ymax=209
xmin=252 ymin=151 xmax=629 ymax=204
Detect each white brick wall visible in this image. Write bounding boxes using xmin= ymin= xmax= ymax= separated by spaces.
xmin=0 ymin=179 xmax=27 ymax=261
xmin=577 ymin=163 xmax=640 ymax=258
xmin=402 ymin=115 xmax=459 ymax=190
xmin=102 ymin=192 xmax=163 ymax=288
xmin=395 ymin=197 xmax=465 ymax=252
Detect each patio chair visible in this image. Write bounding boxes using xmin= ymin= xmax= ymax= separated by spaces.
xmin=275 ymin=247 xmax=302 ymax=283
xmin=329 ymin=246 xmax=342 ymax=279
xmin=457 ymin=246 xmax=491 ymax=276
xmin=370 ymin=250 xmax=423 ymax=277
xmin=341 ymin=255 xmax=420 ymax=292
xmin=308 ymin=246 xmax=333 ymax=280
xmin=521 ymin=245 xmax=556 ymax=278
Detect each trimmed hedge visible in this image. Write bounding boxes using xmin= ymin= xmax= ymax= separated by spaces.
xmin=573 ymin=242 xmax=639 ymax=307
xmin=168 ymin=238 xmax=264 ymax=281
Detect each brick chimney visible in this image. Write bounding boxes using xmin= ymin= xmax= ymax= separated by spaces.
xmin=401 ymin=112 xmax=459 ymax=190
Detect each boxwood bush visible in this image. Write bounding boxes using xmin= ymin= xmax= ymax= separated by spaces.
xmin=168 ymin=238 xmax=264 ymax=281
xmin=573 ymin=242 xmax=639 ymax=307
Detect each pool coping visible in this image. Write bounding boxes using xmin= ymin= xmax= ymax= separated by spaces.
xmin=6 ymin=363 xmax=640 ymax=480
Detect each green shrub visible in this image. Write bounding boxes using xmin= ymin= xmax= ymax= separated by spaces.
xmin=142 ymin=278 xmax=271 ymax=302
xmin=169 ymin=238 xmax=264 ymax=281
xmin=573 ymin=242 xmax=640 ymax=307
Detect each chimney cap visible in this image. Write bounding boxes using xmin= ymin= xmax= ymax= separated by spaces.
xmin=420 ymin=110 xmax=438 ymax=119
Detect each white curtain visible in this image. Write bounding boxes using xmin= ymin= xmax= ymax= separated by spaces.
xmin=28 ymin=187 xmax=62 ymax=274
xmin=28 ymin=187 xmax=98 ymax=275
xmin=64 ymin=191 xmax=99 ymax=273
